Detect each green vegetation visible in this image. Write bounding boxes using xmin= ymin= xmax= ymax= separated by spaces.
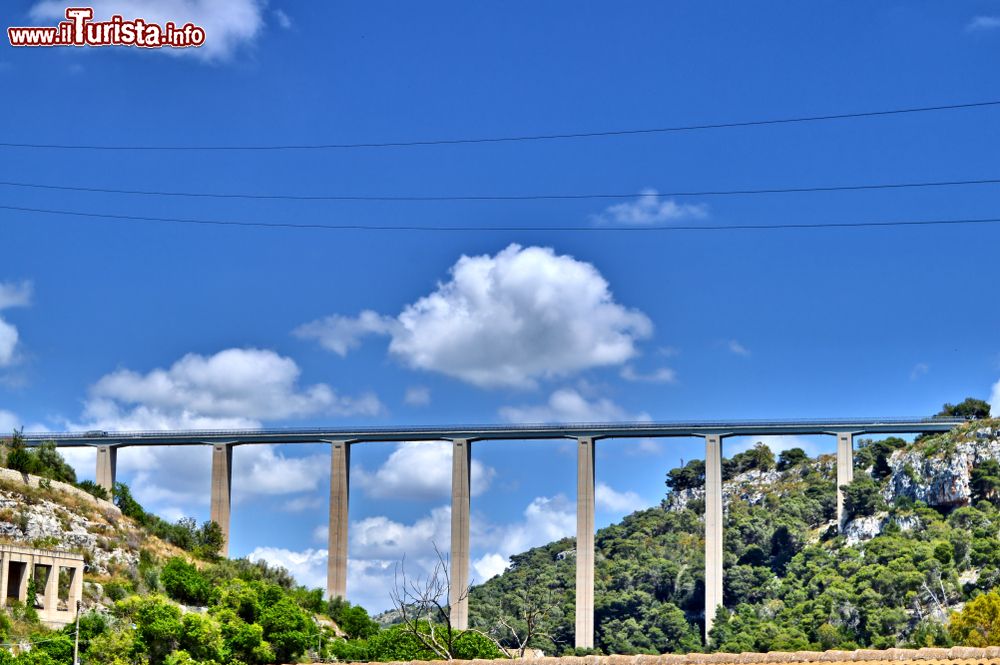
xmin=2 ymin=431 xmax=77 ymax=484
xmin=113 ymin=482 xmax=225 ymax=560
xmin=939 ymin=398 xmax=992 ymax=420
xmin=468 ymin=408 xmax=1000 ymax=655
xmin=948 ymin=589 xmax=1000 ymax=646
xmin=1 ymin=553 xmax=504 ymax=664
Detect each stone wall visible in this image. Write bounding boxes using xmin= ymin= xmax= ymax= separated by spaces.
xmin=345 ymin=649 xmax=1000 ymax=665
xmin=0 ymin=466 xmax=120 ymax=515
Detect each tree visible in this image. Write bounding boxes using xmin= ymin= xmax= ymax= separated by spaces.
xmin=259 ymin=595 xmax=312 ymax=663
xmin=74 ymin=479 xmax=109 ymax=500
xmin=478 ymin=585 xmax=561 ymax=657
xmin=161 ymin=557 xmax=211 ymax=606
xmin=842 ymin=477 xmax=884 ymax=518
xmin=197 ymin=520 xmax=226 ymax=557
xmin=32 ymin=441 xmax=76 ymax=483
xmin=972 ymin=460 xmax=1000 ymax=506
xmin=777 ymin=448 xmax=809 ymax=471
xmin=327 ymin=597 xmax=379 ymax=640
xmin=939 ymin=398 xmax=992 ymax=420
xmin=117 ymin=595 xmax=184 ymax=665
xmin=113 ymin=481 xmax=147 ymax=522
xmin=949 ymin=589 xmax=1000 ymax=646
xmin=666 ymin=459 xmax=705 ymax=492
xmin=4 ymin=429 xmax=32 ymax=474
xmin=723 ymin=444 xmax=775 ymax=480
xmin=390 ymin=544 xmax=505 ymax=660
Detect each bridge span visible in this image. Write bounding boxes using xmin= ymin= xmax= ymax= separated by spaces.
xmin=21 ymin=417 xmax=965 ymax=646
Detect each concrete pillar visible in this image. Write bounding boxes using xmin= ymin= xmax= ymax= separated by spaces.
xmin=210 ymin=444 xmax=234 ymax=557
xmin=71 ymin=562 xmax=83 ymax=609
xmin=704 ymin=434 xmax=723 ymax=642
xmin=836 ymin=432 xmax=855 ymax=528
xmin=449 ymin=439 xmax=471 ymax=630
xmin=96 ymin=446 xmax=117 ymax=496
xmin=43 ymin=563 xmax=57 ymax=611
xmin=327 ymin=441 xmax=350 ymax=601
xmin=0 ymin=551 xmax=8 ymax=608
xmin=18 ymin=558 xmax=30 ymax=602
xmin=575 ymin=436 xmax=595 ymax=649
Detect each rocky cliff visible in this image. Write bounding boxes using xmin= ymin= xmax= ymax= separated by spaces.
xmin=0 ymin=468 xmax=183 ymax=582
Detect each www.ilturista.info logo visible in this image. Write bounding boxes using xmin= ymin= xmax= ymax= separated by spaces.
xmin=8 ymin=7 xmax=206 ymax=49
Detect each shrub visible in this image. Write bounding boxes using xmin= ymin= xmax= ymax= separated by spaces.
xmin=842 ymin=477 xmax=884 ymax=518
xmin=75 ymin=479 xmax=109 ymax=500
xmin=949 ymin=589 xmax=1000 ymax=646
xmin=161 ymin=557 xmax=211 ymax=606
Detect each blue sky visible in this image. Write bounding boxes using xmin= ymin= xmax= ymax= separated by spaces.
xmin=2 ymin=1 xmax=1000 ymax=611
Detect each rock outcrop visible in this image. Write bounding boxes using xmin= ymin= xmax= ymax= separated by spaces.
xmin=0 ymin=470 xmax=162 ymax=576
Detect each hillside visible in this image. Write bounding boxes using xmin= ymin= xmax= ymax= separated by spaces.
xmin=467 ymin=417 xmax=1000 ymax=655
xmin=0 ymin=437 xmax=506 ymax=665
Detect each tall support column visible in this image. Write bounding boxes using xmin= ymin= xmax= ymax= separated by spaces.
xmin=449 ymin=439 xmax=471 ymax=630
xmin=210 ymin=443 xmax=234 ymax=557
xmin=836 ymin=432 xmax=855 ymax=529
xmin=327 ymin=441 xmax=350 ymax=601
xmin=96 ymin=446 xmax=117 ymax=497
xmin=704 ymin=434 xmax=724 ymax=642
xmin=575 ymin=436 xmax=595 ymax=649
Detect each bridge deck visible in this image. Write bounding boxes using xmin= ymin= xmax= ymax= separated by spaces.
xmin=18 ymin=417 xmax=966 ymax=447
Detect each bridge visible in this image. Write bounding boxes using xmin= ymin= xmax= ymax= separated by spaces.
xmin=21 ymin=417 xmax=965 ymax=647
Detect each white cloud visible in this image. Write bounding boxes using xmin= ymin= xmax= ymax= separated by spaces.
xmin=282 ymin=496 xmax=323 ymax=513
xmin=70 ymin=347 xmax=382 ymax=431
xmin=499 ymin=388 xmax=648 ymax=423
xmin=620 ymin=365 xmax=677 ymax=383
xmin=910 ymin=362 xmax=929 ymax=381
xmin=471 ymin=494 xmax=576 ymax=582
xmin=473 ymin=553 xmax=509 ymax=581
xmin=0 ymin=280 xmax=31 ymax=367
xmin=0 ymin=409 xmax=20 ymax=433
xmin=351 ymin=506 xmax=452 ymax=560
xmin=727 ymin=340 xmax=750 ymax=356
xmin=30 ymin=0 xmax=266 ymax=61
xmin=591 ymin=189 xmax=707 ymax=226
xmin=300 ymin=244 xmax=652 ymax=389
xmin=0 ymin=320 xmax=18 ymax=368
xmin=403 ymin=386 xmax=431 ymax=407
xmin=294 ymin=310 xmax=395 ymax=357
xmin=56 ymin=442 xmax=330 ymax=518
xmin=632 ymin=438 xmax=665 ymax=455
xmin=595 ymin=482 xmax=645 ymax=513
xmin=272 ymin=8 xmax=292 ymax=29
xmin=0 ymin=282 xmax=32 ymax=310
xmin=249 ymin=546 xmax=328 ymax=590
xmin=355 ymin=442 xmax=495 ymax=500
xmin=233 ymin=446 xmax=329 ymax=500
xmin=967 ymin=16 xmax=1000 ymax=31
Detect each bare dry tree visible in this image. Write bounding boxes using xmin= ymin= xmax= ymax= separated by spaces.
xmin=479 ymin=586 xmax=560 ymax=658
xmin=390 ymin=542 xmax=506 ymax=660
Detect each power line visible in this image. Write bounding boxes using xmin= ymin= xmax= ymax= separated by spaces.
xmin=1 ymin=176 xmax=1000 ymax=202
xmin=2 ymin=203 xmax=1000 ymax=232
xmin=2 ymin=99 xmax=998 ymax=151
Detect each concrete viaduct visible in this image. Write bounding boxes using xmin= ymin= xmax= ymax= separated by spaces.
xmin=23 ymin=417 xmax=964 ymax=647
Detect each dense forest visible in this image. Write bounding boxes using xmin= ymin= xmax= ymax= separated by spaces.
xmin=468 ymin=401 xmax=1000 ymax=655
